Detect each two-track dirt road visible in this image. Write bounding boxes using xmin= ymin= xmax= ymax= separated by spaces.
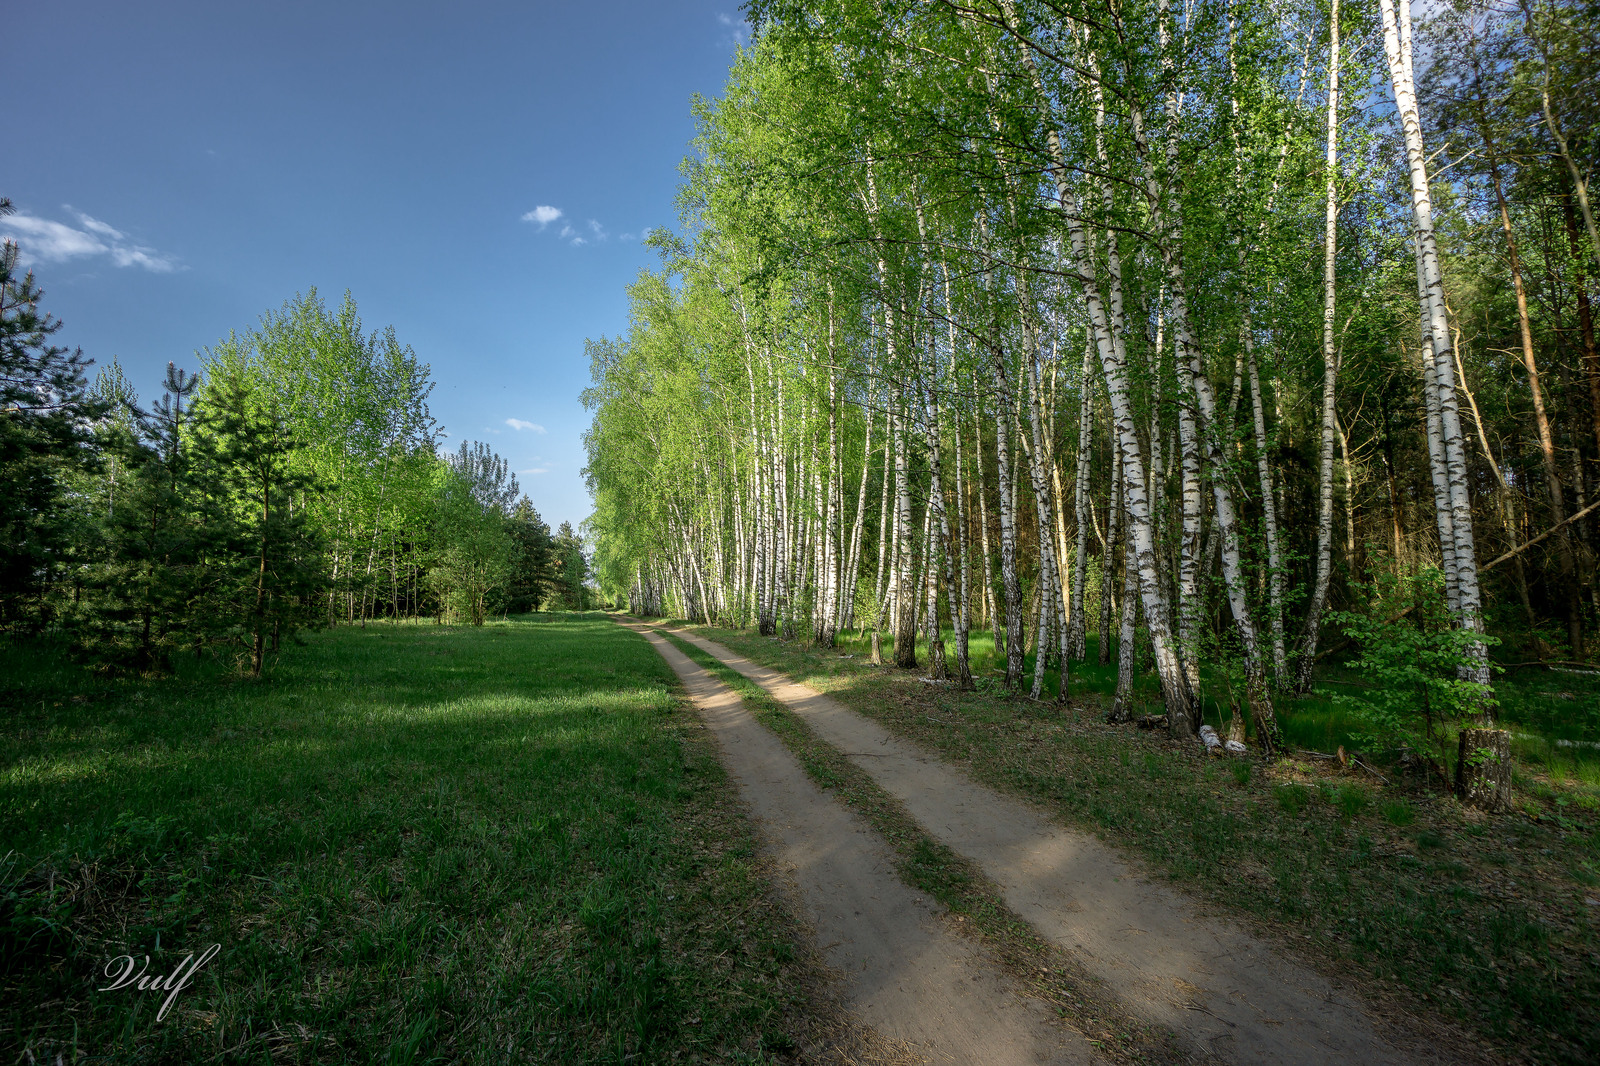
xmin=623 ymin=618 xmax=1459 ymax=1066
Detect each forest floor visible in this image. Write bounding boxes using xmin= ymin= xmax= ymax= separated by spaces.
xmin=644 ymin=618 xmax=1600 ymax=1066
xmin=0 ymin=615 xmax=898 ymax=1064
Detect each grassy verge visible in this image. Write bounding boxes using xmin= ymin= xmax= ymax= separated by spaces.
xmin=656 ymin=630 xmax=1183 ymax=1065
xmin=1 ymin=614 xmax=837 ymax=1064
xmin=661 ymin=620 xmax=1600 ymax=1066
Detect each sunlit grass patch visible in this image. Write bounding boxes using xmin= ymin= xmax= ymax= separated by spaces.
xmin=1 ymin=615 xmax=827 ymax=1064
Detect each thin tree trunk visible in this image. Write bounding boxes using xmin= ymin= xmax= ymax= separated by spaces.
xmin=1468 ymin=45 xmax=1582 ymax=653
xmin=1099 ymin=425 xmax=1121 ymax=665
xmin=1297 ymin=0 xmax=1341 ymax=694
xmin=1111 ymin=498 xmax=1141 ymax=721
xmin=1381 ymin=0 xmax=1492 ymax=695
xmin=843 ymin=405 xmax=874 ymax=634
xmin=893 ymin=389 xmax=918 ymax=669
xmin=996 ymin=2 xmax=1193 ymax=727
xmin=1069 ymin=337 xmax=1093 ymax=661
xmin=974 ymin=407 xmax=1002 ymax=653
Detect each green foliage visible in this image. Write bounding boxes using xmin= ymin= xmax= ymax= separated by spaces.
xmin=0 ymin=216 xmax=108 ymax=631
xmin=1274 ymin=783 xmax=1313 ymax=815
xmin=505 ymin=497 xmax=555 ymax=612
xmin=1325 ymin=568 xmax=1501 ymax=755
xmin=1330 ymin=782 xmax=1370 ymax=818
xmin=550 ymin=521 xmax=592 ymax=610
xmin=426 ymin=465 xmax=514 ymax=626
xmin=1 ymin=278 xmax=557 ymax=669
xmin=190 ymin=363 xmax=326 ymax=673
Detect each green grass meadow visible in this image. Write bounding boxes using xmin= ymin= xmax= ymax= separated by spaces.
xmin=1 ymin=615 xmax=816 ymax=1064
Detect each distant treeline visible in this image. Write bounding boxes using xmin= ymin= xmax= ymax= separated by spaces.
xmin=2 ymin=222 xmax=585 ymax=674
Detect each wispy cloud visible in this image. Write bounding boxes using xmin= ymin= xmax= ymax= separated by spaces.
xmin=519 ymin=466 xmax=550 ymax=476
xmin=521 ymin=204 xmax=563 ymax=229
xmin=505 ymin=418 xmax=546 ymax=434
xmin=526 ymin=206 xmax=602 ymax=247
xmin=0 ymin=206 xmax=178 ymax=272
xmin=717 ymin=11 xmax=750 ymax=47
xmin=620 ymin=232 xmax=636 ymax=242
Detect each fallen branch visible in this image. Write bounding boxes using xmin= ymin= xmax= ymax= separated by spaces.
xmin=1498 ymin=660 xmax=1600 ymax=671
xmin=1481 ymin=498 xmax=1600 ymax=572
xmin=1352 ymin=759 xmax=1390 ymax=785
xmin=1314 ymin=501 xmax=1600 ymax=665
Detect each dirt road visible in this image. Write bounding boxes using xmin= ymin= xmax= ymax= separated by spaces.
xmin=646 ymin=623 xmax=1449 ymax=1066
xmin=624 ymin=622 xmax=1101 ymax=1065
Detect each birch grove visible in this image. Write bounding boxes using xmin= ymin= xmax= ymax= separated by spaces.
xmin=582 ymin=0 xmax=1599 ymax=783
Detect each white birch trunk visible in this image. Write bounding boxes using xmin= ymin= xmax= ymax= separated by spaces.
xmin=1069 ymin=337 xmax=1093 ymax=661
xmin=974 ymin=407 xmax=1003 ymax=654
xmin=1297 ymin=1 xmax=1341 ymax=693
xmin=1380 ymin=0 xmax=1491 ymax=691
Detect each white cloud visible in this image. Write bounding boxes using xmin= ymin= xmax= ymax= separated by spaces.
xmin=0 ymin=206 xmax=177 ymax=272
xmin=72 ymin=211 xmax=124 ymax=240
xmin=519 ymin=467 xmax=550 ymax=476
xmin=521 ymin=204 xmax=563 ymax=229
xmin=620 ymin=232 xmax=636 ymax=242
xmin=505 ymin=418 xmax=546 ymax=433
xmin=717 ymin=12 xmax=750 ymax=47
xmin=530 ymin=215 xmax=602 ymax=248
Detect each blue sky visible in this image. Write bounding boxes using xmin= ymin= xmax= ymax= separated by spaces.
xmin=2 ymin=1 xmax=748 ymax=531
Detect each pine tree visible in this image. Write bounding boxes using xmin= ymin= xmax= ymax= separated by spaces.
xmin=193 ymin=364 xmax=325 ymax=675
xmin=0 ymin=203 xmax=107 ymax=630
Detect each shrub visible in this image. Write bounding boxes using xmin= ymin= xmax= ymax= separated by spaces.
xmin=1325 ymin=568 xmax=1500 ymax=759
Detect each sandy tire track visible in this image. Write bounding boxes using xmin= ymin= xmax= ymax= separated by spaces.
xmin=620 ymin=619 xmax=1103 ymax=1066
xmin=655 ymin=625 xmax=1467 ymax=1066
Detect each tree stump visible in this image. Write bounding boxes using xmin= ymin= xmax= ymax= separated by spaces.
xmin=1456 ymin=728 xmax=1512 ymax=812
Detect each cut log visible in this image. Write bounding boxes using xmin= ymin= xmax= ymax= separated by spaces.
xmin=1456 ymin=728 xmax=1512 ymax=812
